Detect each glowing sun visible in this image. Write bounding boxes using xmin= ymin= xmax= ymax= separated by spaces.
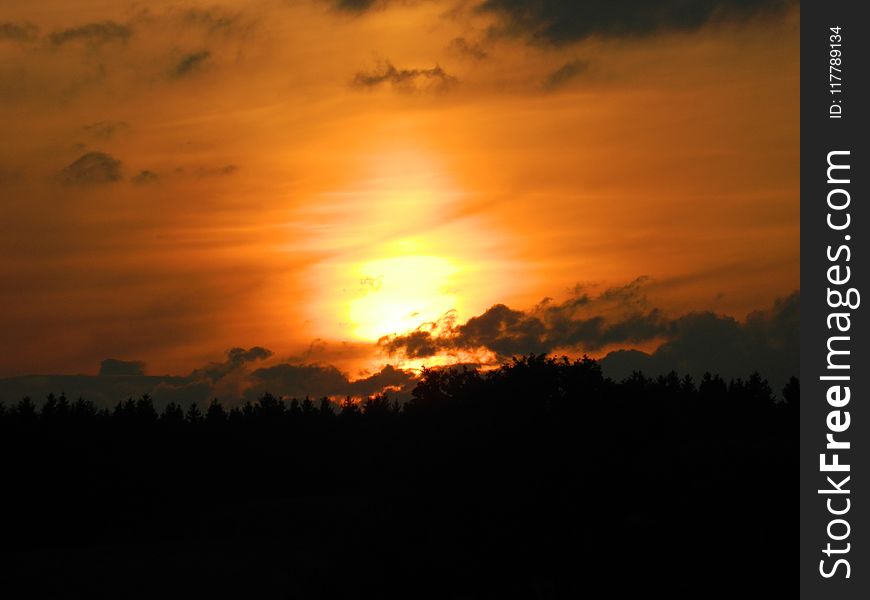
xmin=348 ymin=255 xmax=458 ymax=341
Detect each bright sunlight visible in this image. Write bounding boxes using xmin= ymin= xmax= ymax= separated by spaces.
xmin=348 ymin=255 xmax=459 ymax=341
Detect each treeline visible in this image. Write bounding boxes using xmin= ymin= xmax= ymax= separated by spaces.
xmin=0 ymin=355 xmax=797 ymax=598
xmin=0 ymin=355 xmax=799 ymax=429
xmin=1 ymin=390 xmax=348 ymax=429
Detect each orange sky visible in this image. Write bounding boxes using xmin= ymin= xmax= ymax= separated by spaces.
xmin=0 ymin=0 xmax=799 ymax=379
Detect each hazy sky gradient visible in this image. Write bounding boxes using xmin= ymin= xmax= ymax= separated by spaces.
xmin=0 ymin=0 xmax=799 ymax=383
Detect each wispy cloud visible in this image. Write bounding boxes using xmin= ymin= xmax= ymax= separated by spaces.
xmin=0 ymin=22 xmax=38 ymax=43
xmin=48 ymin=21 xmax=132 ymax=47
xmin=543 ymin=59 xmax=589 ymax=90
xmin=169 ymin=50 xmax=211 ymax=78
xmin=353 ymin=60 xmax=456 ymax=92
xmin=58 ymin=152 xmax=122 ymax=185
xmin=448 ymin=36 xmax=488 ymax=60
xmin=479 ymin=0 xmax=797 ymax=45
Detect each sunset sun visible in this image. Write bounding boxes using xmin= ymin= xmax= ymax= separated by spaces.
xmin=348 ymin=254 xmax=458 ymax=341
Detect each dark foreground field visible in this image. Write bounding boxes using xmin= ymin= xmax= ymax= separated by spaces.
xmin=0 ymin=356 xmax=796 ymax=599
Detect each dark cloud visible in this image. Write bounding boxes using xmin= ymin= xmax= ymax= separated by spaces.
xmin=132 ymin=170 xmax=158 ymax=185
xmin=543 ymin=58 xmax=589 ymax=90
xmin=0 ymin=374 xmax=189 ymax=409
xmin=379 ymin=278 xmax=799 ymax=386
xmin=196 ymin=164 xmax=238 ymax=177
xmin=448 ymin=36 xmax=488 ymax=60
xmin=454 ymin=304 xmax=550 ymax=356
xmin=347 ymin=364 xmax=417 ymax=398
xmin=180 ymin=8 xmax=245 ymax=35
xmin=247 ymin=363 xmax=350 ymax=400
xmin=149 ymin=379 xmax=214 ymax=407
xmin=193 ymin=346 xmax=273 ymax=383
xmin=48 ymin=21 xmax=132 ymax=47
xmin=247 ymin=363 xmax=416 ymax=401
xmin=0 ymin=348 xmax=414 ymax=409
xmin=600 ymin=292 xmax=799 ymax=388
xmin=380 ymin=329 xmax=440 ymax=359
xmin=594 ymin=276 xmax=650 ymax=307
xmin=0 ymin=22 xmax=38 ymax=43
xmin=83 ymin=120 xmax=130 ymax=139
xmin=169 ymin=50 xmax=211 ymax=78
xmin=99 ymin=359 xmax=146 ymax=377
xmin=353 ymin=60 xmax=456 ymax=92
xmin=332 ymin=0 xmax=380 ymax=12
xmin=380 ymin=277 xmax=666 ymax=359
xmin=478 ymin=0 xmax=796 ymax=45
xmin=58 ymin=152 xmax=122 ymax=185
xmin=229 ymin=346 xmax=273 ymax=365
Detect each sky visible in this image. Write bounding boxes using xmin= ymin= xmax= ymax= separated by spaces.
xmin=0 ymin=0 xmax=800 ymax=404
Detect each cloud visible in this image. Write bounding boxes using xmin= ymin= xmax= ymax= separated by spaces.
xmin=448 ymin=36 xmax=488 ymax=60
xmin=0 ymin=22 xmax=38 ymax=43
xmin=247 ymin=362 xmax=416 ymax=401
xmin=380 ymin=277 xmax=666 ymax=359
xmin=132 ymin=170 xmax=158 ymax=185
xmin=179 ymin=8 xmax=246 ymax=35
xmin=58 ymin=152 xmax=122 ymax=185
xmin=83 ymin=120 xmax=129 ymax=139
xmin=332 ymin=0 xmax=381 ymax=12
xmin=478 ymin=0 xmax=797 ymax=45
xmin=169 ymin=50 xmax=211 ymax=78
xmin=380 ymin=329 xmax=441 ymax=359
xmin=149 ymin=379 xmax=214 ymax=406
xmin=48 ymin=21 xmax=132 ymax=47
xmin=352 ymin=60 xmax=456 ymax=92
xmin=193 ymin=346 xmax=274 ymax=383
xmin=99 ymin=359 xmax=146 ymax=377
xmin=195 ymin=164 xmax=238 ymax=177
xmin=347 ymin=364 xmax=417 ymax=398
xmin=0 ymin=284 xmax=798 ymax=409
xmin=0 ymin=374 xmax=189 ymax=409
xmin=452 ymin=304 xmax=550 ymax=356
xmin=600 ymin=292 xmax=799 ymax=388
xmin=247 ymin=363 xmax=350 ymax=399
xmin=229 ymin=346 xmax=274 ymax=365
xmin=379 ymin=278 xmax=799 ymax=385
xmin=543 ymin=59 xmax=589 ymax=90
xmin=0 ymin=347 xmax=415 ymax=409
xmin=129 ymin=5 xmax=255 ymax=38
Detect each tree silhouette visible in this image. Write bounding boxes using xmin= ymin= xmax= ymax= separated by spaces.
xmin=783 ymin=375 xmax=800 ymax=407
xmin=206 ymin=398 xmax=227 ymax=425
xmin=0 ymin=355 xmax=797 ymax=598
xmin=185 ymin=402 xmax=203 ymax=424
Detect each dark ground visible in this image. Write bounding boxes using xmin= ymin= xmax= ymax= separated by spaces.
xmin=0 ymin=356 xmax=796 ymax=599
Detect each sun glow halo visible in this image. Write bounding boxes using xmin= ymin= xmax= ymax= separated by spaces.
xmin=348 ymin=254 xmax=458 ymax=341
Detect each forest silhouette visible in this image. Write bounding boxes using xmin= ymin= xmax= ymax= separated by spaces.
xmin=0 ymin=354 xmax=796 ymax=598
